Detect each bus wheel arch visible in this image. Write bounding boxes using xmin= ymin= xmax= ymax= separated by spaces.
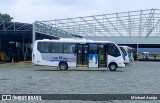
xmin=59 ymin=61 xmax=68 ymax=70
xmin=108 ymin=62 xmax=118 ymax=71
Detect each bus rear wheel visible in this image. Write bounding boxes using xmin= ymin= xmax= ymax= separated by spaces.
xmin=59 ymin=62 xmax=68 ymax=70
xmin=108 ymin=63 xmax=117 ymax=71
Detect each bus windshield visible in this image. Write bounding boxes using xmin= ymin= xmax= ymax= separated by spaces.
xmin=120 ymin=47 xmax=127 ymax=56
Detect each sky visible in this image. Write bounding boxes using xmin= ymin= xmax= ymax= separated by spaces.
xmin=0 ymin=0 xmax=159 ymax=23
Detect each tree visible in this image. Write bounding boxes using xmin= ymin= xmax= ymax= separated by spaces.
xmin=0 ymin=12 xmax=13 ymax=22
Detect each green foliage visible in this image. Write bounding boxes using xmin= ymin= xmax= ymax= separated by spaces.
xmin=0 ymin=12 xmax=13 ymax=22
xmin=149 ymin=53 xmax=160 ymax=57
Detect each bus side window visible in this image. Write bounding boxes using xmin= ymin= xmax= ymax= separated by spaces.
xmin=71 ymin=45 xmax=76 ymax=53
xmin=51 ymin=42 xmax=55 ymax=53
xmin=64 ymin=44 xmax=76 ymax=53
xmin=51 ymin=49 xmax=55 ymax=53
xmin=37 ymin=42 xmax=50 ymax=53
xmin=51 ymin=43 xmax=63 ymax=53
xmin=89 ymin=44 xmax=98 ymax=54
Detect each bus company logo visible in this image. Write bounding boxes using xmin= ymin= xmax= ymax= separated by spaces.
xmin=2 ymin=95 xmax=11 ymax=100
xmin=52 ymin=56 xmax=69 ymax=61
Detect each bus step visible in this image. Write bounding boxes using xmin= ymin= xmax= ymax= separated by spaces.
xmin=99 ymin=64 xmax=107 ymax=67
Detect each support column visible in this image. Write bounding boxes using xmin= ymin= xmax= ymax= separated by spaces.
xmin=32 ymin=22 xmax=36 ymax=45
xmin=136 ymin=43 xmax=139 ymax=60
xmin=137 ymin=43 xmax=139 ymax=54
xmin=0 ymin=37 xmax=1 ymax=51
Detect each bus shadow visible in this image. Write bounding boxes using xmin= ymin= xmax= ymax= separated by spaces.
xmin=35 ymin=69 xmax=125 ymax=72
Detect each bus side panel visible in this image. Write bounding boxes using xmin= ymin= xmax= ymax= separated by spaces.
xmin=107 ymin=55 xmax=125 ymax=68
xmin=39 ymin=53 xmax=77 ymax=67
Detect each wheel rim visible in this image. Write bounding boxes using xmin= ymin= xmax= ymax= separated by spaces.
xmin=60 ymin=63 xmax=67 ymax=70
xmin=110 ymin=65 xmax=116 ymax=70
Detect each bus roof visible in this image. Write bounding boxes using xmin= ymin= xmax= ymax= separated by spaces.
xmin=36 ymin=38 xmax=86 ymax=43
xmin=86 ymin=40 xmax=113 ymax=43
xmin=35 ymin=38 xmax=113 ymax=44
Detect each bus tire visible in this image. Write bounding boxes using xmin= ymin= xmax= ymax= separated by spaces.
xmin=108 ymin=63 xmax=117 ymax=71
xmin=59 ymin=62 xmax=68 ymax=70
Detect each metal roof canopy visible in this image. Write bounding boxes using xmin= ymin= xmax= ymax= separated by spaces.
xmin=0 ymin=22 xmax=61 ymax=44
xmin=33 ymin=21 xmax=82 ymax=39
xmin=0 ymin=22 xmax=32 ymax=31
xmin=36 ymin=9 xmax=160 ymax=38
xmin=0 ymin=22 xmax=33 ymax=43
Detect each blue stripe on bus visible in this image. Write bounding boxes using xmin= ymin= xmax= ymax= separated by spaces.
xmin=50 ymin=60 xmax=68 ymax=62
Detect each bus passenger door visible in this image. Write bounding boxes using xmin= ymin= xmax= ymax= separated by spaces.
xmin=98 ymin=44 xmax=107 ymax=67
xmin=77 ymin=44 xmax=89 ymax=67
xmin=89 ymin=44 xmax=98 ymax=67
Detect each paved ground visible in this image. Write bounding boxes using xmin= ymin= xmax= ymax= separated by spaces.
xmin=0 ymin=61 xmax=160 ymax=103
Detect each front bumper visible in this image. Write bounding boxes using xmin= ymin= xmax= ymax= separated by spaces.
xmin=117 ymin=62 xmax=125 ymax=68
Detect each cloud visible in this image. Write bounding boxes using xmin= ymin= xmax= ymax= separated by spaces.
xmin=0 ymin=0 xmax=111 ymax=23
xmin=1 ymin=0 xmax=72 ymax=22
xmin=0 ymin=0 xmax=160 ymax=23
xmin=8 ymin=0 xmax=72 ymax=22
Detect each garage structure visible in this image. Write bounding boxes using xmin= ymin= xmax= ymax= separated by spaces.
xmin=35 ymin=9 xmax=160 ymax=44
xmin=0 ymin=21 xmax=81 ymax=62
xmin=0 ymin=22 xmax=60 ymax=62
xmin=34 ymin=8 xmax=160 ymax=56
xmin=0 ymin=22 xmax=32 ymax=61
xmin=1 ymin=8 xmax=160 ymax=62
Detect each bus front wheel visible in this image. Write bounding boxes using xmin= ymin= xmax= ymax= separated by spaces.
xmin=108 ymin=63 xmax=117 ymax=71
xmin=59 ymin=62 xmax=68 ymax=70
